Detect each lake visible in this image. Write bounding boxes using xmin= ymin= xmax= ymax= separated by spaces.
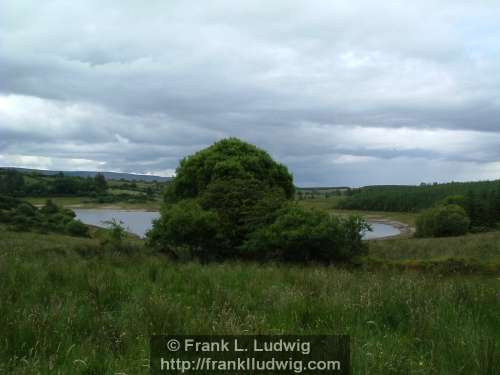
xmin=74 ymin=209 xmax=401 ymax=239
xmin=363 ymin=222 xmax=401 ymax=240
xmin=74 ymin=209 xmax=160 ymax=237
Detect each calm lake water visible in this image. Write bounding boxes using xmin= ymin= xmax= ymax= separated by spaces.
xmin=363 ymin=222 xmax=401 ymax=240
xmin=74 ymin=209 xmax=401 ymax=239
xmin=74 ymin=209 xmax=160 ymax=237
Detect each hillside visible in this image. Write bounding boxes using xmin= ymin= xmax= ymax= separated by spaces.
xmin=0 ymin=167 xmax=172 ymax=182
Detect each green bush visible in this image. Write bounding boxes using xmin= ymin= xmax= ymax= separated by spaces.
xmin=243 ymin=205 xmax=369 ymax=262
xmin=440 ymin=194 xmax=466 ymax=208
xmin=0 ymin=195 xmax=22 ymax=210
xmin=65 ymin=220 xmax=89 ymax=237
xmin=11 ymin=214 xmax=31 ymax=231
xmin=416 ymin=204 xmax=470 ymax=238
xmin=15 ymin=203 xmax=37 ymax=217
xmin=148 ymin=138 xmax=294 ymax=259
xmin=148 ymin=200 xmax=220 ymax=257
xmin=0 ymin=197 xmax=86 ymax=237
xmin=97 ymin=219 xmax=141 ymax=255
xmin=40 ymin=199 xmax=59 ymax=214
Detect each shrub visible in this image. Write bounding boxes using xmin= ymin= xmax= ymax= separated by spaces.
xmin=97 ymin=219 xmax=140 ymax=254
xmin=0 ymin=210 xmax=8 ymax=223
xmin=243 ymin=205 xmax=369 ymax=262
xmin=11 ymin=214 xmax=31 ymax=231
xmin=416 ymin=204 xmax=470 ymax=238
xmin=15 ymin=203 xmax=37 ymax=217
xmin=147 ymin=200 xmax=219 ymax=259
xmin=0 ymin=196 xmax=84 ymax=236
xmin=0 ymin=195 xmax=22 ymax=210
xmin=60 ymin=207 xmax=76 ymax=218
xmin=66 ymin=219 xmax=89 ymax=237
xmin=40 ymin=199 xmax=59 ymax=214
xmin=440 ymin=195 xmax=466 ymax=208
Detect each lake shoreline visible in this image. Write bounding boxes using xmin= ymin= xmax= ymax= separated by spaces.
xmin=366 ymin=219 xmax=414 ymax=240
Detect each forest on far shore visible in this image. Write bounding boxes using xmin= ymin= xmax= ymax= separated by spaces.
xmin=338 ymin=181 xmax=500 ymax=229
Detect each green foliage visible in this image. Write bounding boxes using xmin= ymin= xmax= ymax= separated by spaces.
xmin=0 ymin=195 xmax=88 ymax=237
xmin=40 ymin=199 xmax=58 ymax=214
xmin=416 ymin=204 xmax=470 ymax=238
xmin=94 ymin=173 xmax=108 ymax=193
xmin=200 ymin=177 xmax=288 ymax=250
xmin=147 ymin=200 xmax=219 ymax=258
xmin=0 ymin=169 xmax=25 ymax=196
xmin=65 ymin=219 xmax=89 ymax=237
xmin=164 ymin=138 xmax=294 ymax=203
xmin=338 ymin=181 xmax=500 ymax=213
xmin=103 ymin=218 xmax=127 ymax=243
xmin=16 ymin=203 xmax=37 ymax=217
xmin=97 ymin=219 xmax=140 ymax=254
xmin=0 ymin=169 xmax=112 ymax=197
xmin=149 ymin=138 xmax=297 ymax=260
xmin=243 ymin=204 xmax=369 ymax=262
xmin=338 ymin=182 xmax=500 ymax=232
xmin=0 ymin=169 xmax=166 ymax=207
xmin=0 ymin=195 xmax=22 ymax=210
xmin=440 ymin=194 xmax=466 ymax=208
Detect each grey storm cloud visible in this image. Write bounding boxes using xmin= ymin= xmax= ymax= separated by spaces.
xmin=1 ymin=0 xmax=500 ymax=186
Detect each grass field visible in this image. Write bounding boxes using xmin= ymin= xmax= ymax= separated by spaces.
xmin=366 ymin=231 xmax=500 ymax=273
xmin=0 ymin=225 xmax=499 ymax=374
xmin=299 ymin=197 xmax=418 ymax=226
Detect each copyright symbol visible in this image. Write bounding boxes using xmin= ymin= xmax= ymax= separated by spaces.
xmin=166 ymin=339 xmax=181 ymax=352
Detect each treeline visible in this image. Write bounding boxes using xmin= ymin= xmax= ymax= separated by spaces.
xmin=337 ymin=180 xmax=500 ymax=230
xmin=296 ymin=188 xmax=348 ymax=200
xmin=0 ymin=169 xmax=161 ymax=203
xmin=0 ymin=169 xmax=107 ymax=197
xmin=338 ymin=181 xmax=500 ymax=211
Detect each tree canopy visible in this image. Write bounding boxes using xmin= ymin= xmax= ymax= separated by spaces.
xmin=164 ymin=137 xmax=294 ymax=203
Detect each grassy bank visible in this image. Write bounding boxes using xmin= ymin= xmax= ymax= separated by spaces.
xmin=0 ymin=227 xmax=498 ymax=374
xmin=299 ymin=197 xmax=418 ymax=226
xmin=25 ymin=196 xmax=162 ymax=211
xmin=367 ymin=230 xmax=500 ymax=273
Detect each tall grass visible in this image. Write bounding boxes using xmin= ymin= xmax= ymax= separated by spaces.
xmin=0 ymin=227 xmax=499 ymax=374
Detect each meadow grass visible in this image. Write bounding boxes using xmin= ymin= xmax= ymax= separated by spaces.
xmin=299 ymin=198 xmax=418 ymax=226
xmin=0 ymin=226 xmax=499 ymax=374
xmin=366 ymin=231 xmax=500 ymax=275
xmin=369 ymin=231 xmax=500 ymax=263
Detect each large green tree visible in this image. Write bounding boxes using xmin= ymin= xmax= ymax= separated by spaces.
xmin=148 ymin=138 xmax=294 ymax=259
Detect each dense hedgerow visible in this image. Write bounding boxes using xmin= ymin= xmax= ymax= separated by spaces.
xmin=337 ymin=182 xmax=500 ymax=228
xmin=148 ymin=138 xmax=368 ymax=262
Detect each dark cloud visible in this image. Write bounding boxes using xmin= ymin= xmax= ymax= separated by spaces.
xmin=1 ymin=0 xmax=500 ymax=186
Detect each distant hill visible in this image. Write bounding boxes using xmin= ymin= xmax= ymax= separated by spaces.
xmin=0 ymin=167 xmax=172 ymax=182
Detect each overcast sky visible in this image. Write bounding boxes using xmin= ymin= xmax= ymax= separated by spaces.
xmin=1 ymin=0 xmax=500 ymax=186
